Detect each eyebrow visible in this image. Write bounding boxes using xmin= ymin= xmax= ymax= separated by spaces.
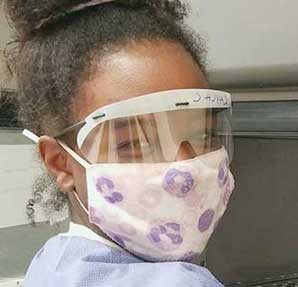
xmin=114 ymin=118 xmax=131 ymax=130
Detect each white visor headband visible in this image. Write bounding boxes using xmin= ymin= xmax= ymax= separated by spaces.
xmin=77 ymin=89 xmax=232 ymax=149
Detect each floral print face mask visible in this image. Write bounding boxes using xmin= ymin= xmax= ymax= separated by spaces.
xmin=75 ymin=147 xmax=235 ymax=262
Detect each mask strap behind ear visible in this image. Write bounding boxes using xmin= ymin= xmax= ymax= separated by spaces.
xmin=72 ymin=190 xmax=89 ymax=214
xmin=22 ymin=129 xmax=90 ymax=169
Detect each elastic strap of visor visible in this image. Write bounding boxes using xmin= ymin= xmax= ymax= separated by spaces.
xmin=22 ymin=129 xmax=90 ymax=169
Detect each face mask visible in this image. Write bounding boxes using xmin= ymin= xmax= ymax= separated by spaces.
xmin=22 ymin=89 xmax=234 ymax=262
xmin=72 ymin=146 xmax=235 ymax=262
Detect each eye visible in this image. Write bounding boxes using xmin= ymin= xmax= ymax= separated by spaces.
xmin=115 ymin=141 xmax=132 ymax=150
xmin=114 ymin=140 xmax=150 ymax=151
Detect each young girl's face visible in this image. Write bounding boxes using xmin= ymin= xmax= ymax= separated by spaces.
xmin=39 ymin=40 xmax=208 ymax=223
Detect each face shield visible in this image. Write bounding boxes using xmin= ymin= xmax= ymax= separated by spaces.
xmin=58 ymin=89 xmax=233 ymax=164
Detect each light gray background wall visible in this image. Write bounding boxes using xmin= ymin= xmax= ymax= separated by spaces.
xmin=188 ymin=0 xmax=298 ymax=69
xmin=0 ymin=132 xmax=65 ymax=279
xmin=187 ymin=0 xmax=298 ymax=88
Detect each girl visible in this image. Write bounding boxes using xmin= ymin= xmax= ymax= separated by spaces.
xmin=4 ymin=0 xmax=235 ymax=286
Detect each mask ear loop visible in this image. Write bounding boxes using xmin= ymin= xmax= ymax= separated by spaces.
xmin=72 ymin=190 xmax=89 ymax=215
xmin=22 ymin=129 xmax=90 ymax=214
xmin=23 ymin=129 xmax=131 ymax=253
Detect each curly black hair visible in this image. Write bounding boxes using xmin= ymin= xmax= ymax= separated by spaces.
xmin=4 ymin=0 xmax=207 ymax=223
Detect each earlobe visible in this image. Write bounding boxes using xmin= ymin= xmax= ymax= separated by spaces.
xmin=38 ymin=136 xmax=75 ymax=193
xmin=56 ymin=172 xmax=75 ymax=193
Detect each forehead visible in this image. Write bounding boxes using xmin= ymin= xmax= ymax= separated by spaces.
xmin=74 ymin=40 xmax=208 ymax=121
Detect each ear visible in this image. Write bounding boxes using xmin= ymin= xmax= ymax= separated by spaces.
xmin=38 ymin=136 xmax=74 ymax=194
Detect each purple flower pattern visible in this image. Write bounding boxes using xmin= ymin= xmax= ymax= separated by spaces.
xmin=163 ymin=169 xmax=194 ymax=198
xmin=218 ymin=159 xmax=229 ymax=188
xmin=148 ymin=222 xmax=183 ymax=248
xmin=198 ymin=209 xmax=215 ymax=232
xmin=95 ymin=177 xmax=124 ymax=204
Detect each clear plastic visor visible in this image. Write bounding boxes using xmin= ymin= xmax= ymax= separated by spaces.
xmin=78 ymin=108 xmax=233 ymax=164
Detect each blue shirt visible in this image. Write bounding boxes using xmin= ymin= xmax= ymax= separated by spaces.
xmin=24 ymin=223 xmax=223 ymax=287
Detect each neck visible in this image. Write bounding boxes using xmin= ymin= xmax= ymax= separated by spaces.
xmin=68 ymin=193 xmax=110 ymax=240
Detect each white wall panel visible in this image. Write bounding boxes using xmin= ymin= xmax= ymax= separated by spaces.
xmin=0 ymin=144 xmax=46 ymax=228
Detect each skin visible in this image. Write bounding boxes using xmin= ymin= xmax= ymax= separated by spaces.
xmin=38 ymin=40 xmax=208 ymax=234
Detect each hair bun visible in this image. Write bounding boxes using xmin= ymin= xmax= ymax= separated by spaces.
xmin=4 ymin=0 xmax=88 ymax=39
xmin=4 ymin=0 xmax=187 ymax=40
